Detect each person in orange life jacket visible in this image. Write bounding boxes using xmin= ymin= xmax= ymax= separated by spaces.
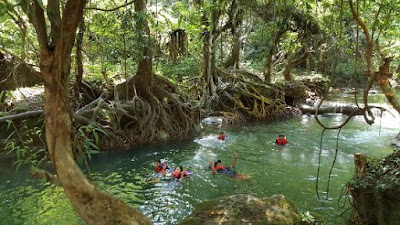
xmin=217 ymin=132 xmax=227 ymax=140
xmin=209 ymin=152 xmax=249 ymax=179
xmin=275 ymin=134 xmax=287 ymax=146
xmin=170 ymin=166 xmax=190 ymax=183
xmin=154 ymin=160 xmax=168 ymax=175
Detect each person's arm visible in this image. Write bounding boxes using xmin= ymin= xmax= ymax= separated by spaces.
xmin=179 ymin=172 xmax=184 ymax=183
xmin=231 ymin=152 xmax=238 ymax=169
xmin=209 ymin=159 xmax=218 ymax=174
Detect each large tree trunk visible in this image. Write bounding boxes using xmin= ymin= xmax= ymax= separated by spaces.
xmin=201 ymin=5 xmax=217 ymax=98
xmin=224 ymin=6 xmax=243 ymax=69
xmin=134 ymin=0 xmax=153 ymax=95
xmin=21 ymin=0 xmax=151 ymax=224
xmin=264 ymin=27 xmax=287 ymax=83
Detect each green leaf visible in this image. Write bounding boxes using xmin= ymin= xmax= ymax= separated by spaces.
xmin=87 ymin=141 xmax=99 ymax=150
xmin=6 ymin=131 xmax=16 ymax=141
xmin=6 ymin=120 xmax=12 ymax=130
xmin=93 ymin=130 xmax=99 ymax=144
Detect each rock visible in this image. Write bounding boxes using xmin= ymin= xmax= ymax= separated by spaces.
xmin=159 ymin=131 xmax=169 ymax=140
xmin=201 ymin=116 xmax=223 ymax=126
xmin=348 ymin=150 xmax=400 ymax=225
xmin=180 ymin=194 xmax=305 ymax=225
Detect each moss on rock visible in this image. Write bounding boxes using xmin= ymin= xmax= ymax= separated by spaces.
xmin=348 ymin=150 xmax=400 ymax=225
xmin=180 ymin=194 xmax=304 ymax=225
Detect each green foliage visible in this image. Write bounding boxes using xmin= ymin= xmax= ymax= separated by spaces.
xmin=159 ymin=57 xmax=199 ymax=83
xmin=4 ymin=120 xmax=47 ymax=171
xmin=74 ymin=124 xmax=108 ymax=165
xmin=0 ymin=91 xmax=12 ymax=103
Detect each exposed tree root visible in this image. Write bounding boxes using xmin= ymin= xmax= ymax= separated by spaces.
xmin=190 ymin=68 xmax=291 ymax=122
xmin=77 ymin=74 xmax=200 ymax=149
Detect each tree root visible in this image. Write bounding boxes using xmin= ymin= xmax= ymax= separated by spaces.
xmin=79 ymin=75 xmax=199 ymax=149
xmin=189 ymin=68 xmax=289 ymax=122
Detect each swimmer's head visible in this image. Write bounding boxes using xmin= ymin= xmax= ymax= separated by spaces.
xmin=214 ymin=160 xmax=222 ymax=167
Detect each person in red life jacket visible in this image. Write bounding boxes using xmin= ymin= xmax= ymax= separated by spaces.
xmin=170 ymin=166 xmax=191 ymax=183
xmin=275 ymin=134 xmax=287 ymax=146
xmin=154 ymin=160 xmax=168 ymax=175
xmin=209 ymin=152 xmax=249 ymax=179
xmin=217 ymin=132 xmax=227 ymax=140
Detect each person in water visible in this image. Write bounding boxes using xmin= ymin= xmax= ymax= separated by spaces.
xmin=275 ymin=134 xmax=287 ymax=146
xmin=154 ymin=160 xmax=168 ymax=175
xmin=209 ymin=152 xmax=249 ymax=179
xmin=217 ymin=132 xmax=227 ymax=140
xmin=169 ymin=166 xmax=191 ymax=183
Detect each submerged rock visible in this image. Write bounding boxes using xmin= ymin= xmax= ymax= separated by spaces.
xmin=180 ymin=194 xmax=309 ymax=225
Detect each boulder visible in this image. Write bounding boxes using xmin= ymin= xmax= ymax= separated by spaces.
xmin=348 ymin=150 xmax=400 ymax=225
xmin=180 ymin=194 xmax=305 ymax=225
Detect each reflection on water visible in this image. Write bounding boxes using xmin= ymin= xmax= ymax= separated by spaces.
xmin=0 ymin=114 xmax=399 ymax=225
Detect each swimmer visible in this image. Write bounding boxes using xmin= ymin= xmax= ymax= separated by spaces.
xmin=154 ymin=160 xmax=168 ymax=175
xmin=275 ymin=134 xmax=287 ymax=146
xmin=209 ymin=152 xmax=249 ymax=179
xmin=169 ymin=166 xmax=191 ymax=183
xmin=217 ymin=132 xmax=227 ymax=140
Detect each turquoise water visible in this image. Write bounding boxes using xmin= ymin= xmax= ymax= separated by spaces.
xmin=0 ymin=113 xmax=399 ymax=225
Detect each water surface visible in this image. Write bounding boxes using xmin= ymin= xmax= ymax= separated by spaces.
xmin=0 ymin=113 xmax=399 ymax=225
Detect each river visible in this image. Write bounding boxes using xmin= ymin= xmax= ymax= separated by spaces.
xmin=0 ymin=101 xmax=399 ymax=224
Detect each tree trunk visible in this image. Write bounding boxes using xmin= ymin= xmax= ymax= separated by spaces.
xmin=21 ymin=0 xmax=151 ymax=224
xmin=201 ymin=4 xmax=217 ymax=98
xmin=74 ymin=20 xmax=85 ymax=105
xmin=282 ymin=51 xmax=309 ymax=82
xmin=134 ymin=0 xmax=154 ymax=100
xmin=264 ymin=27 xmax=287 ymax=83
xmin=224 ymin=8 xmax=243 ymax=69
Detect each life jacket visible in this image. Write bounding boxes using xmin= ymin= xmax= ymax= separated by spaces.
xmin=171 ymin=171 xmax=189 ymax=179
xmin=276 ymin=137 xmax=287 ymax=145
xmin=217 ymin=135 xmax=226 ymax=140
xmin=154 ymin=163 xmax=167 ymax=173
xmin=215 ymin=165 xmax=226 ymax=171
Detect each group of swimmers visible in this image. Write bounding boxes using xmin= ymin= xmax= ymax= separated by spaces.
xmin=219 ymin=131 xmax=288 ymax=146
xmin=153 ymin=132 xmax=288 ymax=183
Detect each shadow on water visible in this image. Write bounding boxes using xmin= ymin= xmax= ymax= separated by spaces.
xmin=0 ymin=113 xmax=399 ymax=225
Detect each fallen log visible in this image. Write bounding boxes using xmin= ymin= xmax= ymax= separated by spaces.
xmin=0 ymin=110 xmax=44 ymax=123
xmin=299 ymin=104 xmax=363 ymax=115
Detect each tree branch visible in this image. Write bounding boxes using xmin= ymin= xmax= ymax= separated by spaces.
xmin=348 ymin=0 xmax=372 ymax=74
xmin=47 ymin=0 xmax=61 ymax=46
xmin=84 ymin=0 xmax=134 ymax=12
xmin=20 ymin=0 xmax=50 ymax=57
xmin=0 ymin=110 xmax=43 ymax=123
xmin=30 ymin=169 xmax=61 ymax=186
xmin=53 ymin=0 xmax=86 ymax=81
